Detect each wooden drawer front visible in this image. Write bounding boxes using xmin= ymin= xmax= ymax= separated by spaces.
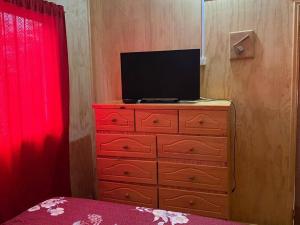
xmin=97 ymin=134 xmax=156 ymax=158
xmin=158 ymin=162 xmax=228 ymax=192
xmin=179 ymin=110 xmax=228 ymax=136
xmin=95 ymin=109 xmax=134 ymax=131
xmin=135 ymin=110 xmax=178 ymax=133
xmin=97 ymin=158 xmax=157 ymax=185
xmin=157 ymin=135 xmax=227 ymax=162
xmin=99 ymin=181 xmax=158 ymax=208
xmin=159 ymin=188 xmax=229 ymax=219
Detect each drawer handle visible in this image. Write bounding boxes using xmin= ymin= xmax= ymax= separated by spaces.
xmin=111 ymin=118 xmax=117 ymax=123
xmin=123 ymin=145 xmax=129 ymax=150
xmin=198 ymin=120 xmax=204 ymax=125
xmin=189 ymin=148 xmax=195 ymax=153
xmin=125 ymin=193 xmax=130 ymax=198
xmin=189 ymin=176 xmax=196 ymax=181
xmin=153 ymin=119 xmax=159 ymax=124
xmin=189 ymin=200 xmax=195 ymax=206
xmin=123 ymin=171 xmax=130 ymax=175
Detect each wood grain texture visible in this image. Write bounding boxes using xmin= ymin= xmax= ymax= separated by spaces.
xmin=294 ymin=3 xmax=300 ymax=224
xmin=97 ymin=158 xmax=157 ymax=184
xmin=158 ymin=161 xmax=228 ymax=192
xmin=48 ymin=0 xmax=95 ymax=198
xmin=159 ymin=187 xmax=229 ymax=219
xmin=93 ymin=100 xmax=232 ymax=110
xmin=203 ymin=1 xmax=294 ymax=224
xmin=90 ymin=0 xmax=202 ymax=102
xmin=60 ymin=0 xmax=296 ymax=223
xmin=135 ymin=110 xmax=178 ymax=134
xmin=70 ymin=135 xmax=94 ymax=198
xmin=50 ymin=0 xmax=94 ymax=141
xmin=157 ymin=134 xmax=228 ymax=162
xmin=95 ymin=109 xmax=134 ymax=131
xmin=97 ymin=134 xmax=157 ymax=158
xmin=179 ymin=110 xmax=228 ymax=136
xmin=99 ymin=181 xmax=158 ymax=208
xmin=94 ymin=103 xmax=231 ymax=218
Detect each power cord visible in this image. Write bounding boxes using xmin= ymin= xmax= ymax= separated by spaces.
xmin=199 ymin=97 xmax=237 ymax=193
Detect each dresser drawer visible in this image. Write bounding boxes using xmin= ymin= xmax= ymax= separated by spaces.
xmin=158 ymin=162 xmax=228 ymax=192
xmin=99 ymin=181 xmax=158 ymax=208
xmin=96 ymin=134 xmax=156 ymax=158
xmin=179 ymin=110 xmax=228 ymax=136
xmin=159 ymin=187 xmax=229 ymax=219
xmin=157 ymin=134 xmax=227 ymax=162
xmin=135 ymin=110 xmax=178 ymax=133
xmin=97 ymin=158 xmax=157 ymax=185
xmin=95 ymin=109 xmax=134 ymax=131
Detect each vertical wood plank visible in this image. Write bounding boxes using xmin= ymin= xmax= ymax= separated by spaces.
xmin=48 ymin=0 xmax=95 ymax=198
xmin=203 ymin=0 xmax=294 ymax=224
xmin=90 ymin=0 xmax=202 ymax=102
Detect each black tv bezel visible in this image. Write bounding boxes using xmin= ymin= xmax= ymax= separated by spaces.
xmin=120 ymin=49 xmax=201 ymax=103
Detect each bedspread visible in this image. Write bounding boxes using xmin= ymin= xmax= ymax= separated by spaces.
xmin=3 ymin=197 xmax=248 ymax=225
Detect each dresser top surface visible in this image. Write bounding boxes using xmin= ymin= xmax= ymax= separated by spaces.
xmin=93 ymin=99 xmax=231 ymax=110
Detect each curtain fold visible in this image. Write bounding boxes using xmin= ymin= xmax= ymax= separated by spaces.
xmin=0 ymin=0 xmax=70 ymax=222
xmin=4 ymin=0 xmax=64 ymax=16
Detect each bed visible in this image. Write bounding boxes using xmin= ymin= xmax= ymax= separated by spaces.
xmin=2 ymin=197 xmax=250 ymax=225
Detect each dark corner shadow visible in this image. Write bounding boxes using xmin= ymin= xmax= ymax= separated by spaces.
xmin=0 ymin=133 xmax=71 ymax=223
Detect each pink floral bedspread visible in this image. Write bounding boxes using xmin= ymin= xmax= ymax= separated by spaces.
xmin=3 ymin=197 xmax=247 ymax=225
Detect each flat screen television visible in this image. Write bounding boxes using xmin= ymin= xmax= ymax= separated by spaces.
xmin=120 ymin=49 xmax=200 ymax=103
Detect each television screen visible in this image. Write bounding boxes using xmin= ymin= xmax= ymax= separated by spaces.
xmin=121 ymin=49 xmax=200 ymax=102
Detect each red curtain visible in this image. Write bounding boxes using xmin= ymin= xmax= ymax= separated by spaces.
xmin=0 ymin=0 xmax=70 ymax=222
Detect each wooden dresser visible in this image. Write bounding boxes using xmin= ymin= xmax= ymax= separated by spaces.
xmin=93 ymin=100 xmax=232 ymax=219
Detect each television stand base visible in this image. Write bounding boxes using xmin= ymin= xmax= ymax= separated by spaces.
xmin=139 ymin=98 xmax=179 ymax=104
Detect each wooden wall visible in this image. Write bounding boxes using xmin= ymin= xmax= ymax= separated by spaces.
xmin=49 ymin=0 xmax=297 ymax=224
xmin=203 ymin=0 xmax=295 ymax=225
xmin=49 ymin=0 xmax=95 ymax=198
xmin=90 ymin=0 xmax=202 ymax=102
xmin=90 ymin=0 xmax=297 ymax=224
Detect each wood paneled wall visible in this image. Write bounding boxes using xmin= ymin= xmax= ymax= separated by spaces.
xmin=50 ymin=0 xmax=297 ymax=224
xmin=49 ymin=0 xmax=95 ymax=198
xmin=90 ymin=0 xmax=297 ymax=224
xmin=90 ymin=0 xmax=202 ymax=102
xmin=203 ymin=1 xmax=295 ymax=225
xmin=295 ymin=3 xmax=300 ymax=223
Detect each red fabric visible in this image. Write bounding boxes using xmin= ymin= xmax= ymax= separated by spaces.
xmin=3 ymin=198 xmax=247 ymax=225
xmin=0 ymin=0 xmax=70 ymax=222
